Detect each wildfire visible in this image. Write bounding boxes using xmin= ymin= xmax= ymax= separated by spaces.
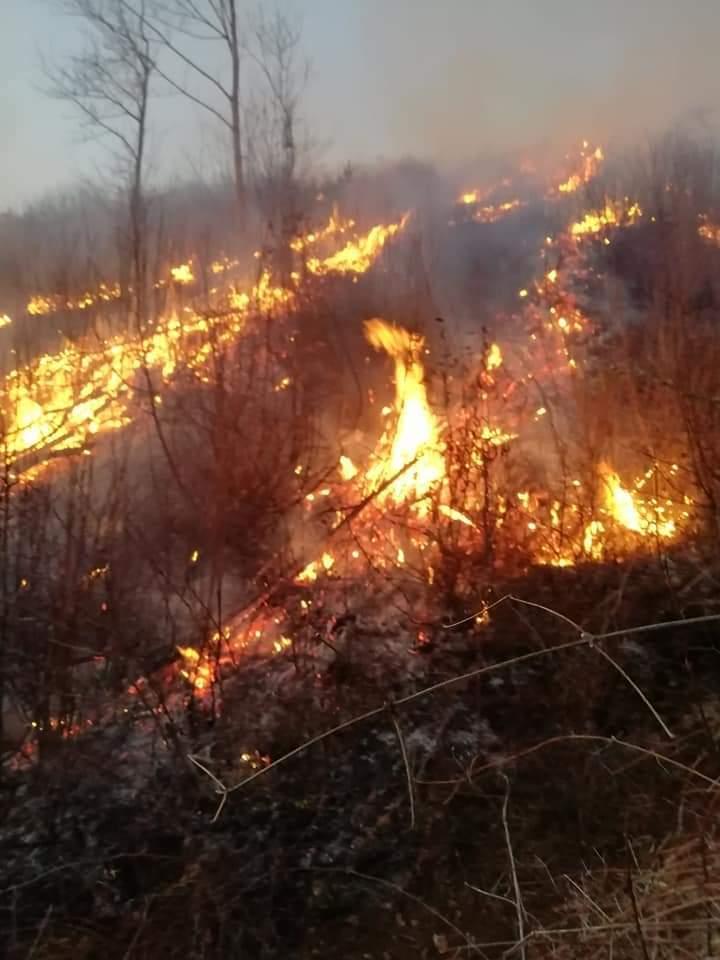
xmin=2 ymin=282 xmax=273 ymax=466
xmin=459 ymin=188 xmax=482 ymax=205
xmin=698 ymin=216 xmax=720 ymax=245
xmin=599 ymin=463 xmax=676 ymax=539
xmin=485 ymin=342 xmax=503 ymax=371
xmin=290 ymin=210 xmax=355 ymax=252
xmin=306 ymin=215 xmax=408 ymax=275
xmin=5 ymin=169 xmax=702 ymax=731
xmin=295 ymin=551 xmax=335 ymax=583
xmin=177 ymin=645 xmax=214 ymax=691
xmin=210 ymin=255 xmax=241 ymax=274
xmin=26 ymin=282 xmax=122 ymax=317
xmin=556 ymin=143 xmax=604 ymax=194
xmin=364 ymin=318 xmax=444 ymax=508
xmin=457 ymin=178 xmax=512 ymax=207
xmin=571 ymin=199 xmax=642 ymax=237
xmin=473 ymin=199 xmax=524 ymax=223
xmin=170 ymin=262 xmax=195 ymax=285
xmin=339 ymin=454 xmax=358 ymax=480
xmin=3 ymin=208 xmax=410 ymax=475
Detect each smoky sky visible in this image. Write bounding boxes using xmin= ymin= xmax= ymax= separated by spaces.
xmin=2 ymin=0 xmax=720 ymax=210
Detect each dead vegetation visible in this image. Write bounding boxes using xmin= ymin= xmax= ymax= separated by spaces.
xmin=3 ymin=122 xmax=720 ymax=958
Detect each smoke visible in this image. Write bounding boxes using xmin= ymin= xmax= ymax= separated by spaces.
xmin=345 ymin=0 xmax=720 ymax=168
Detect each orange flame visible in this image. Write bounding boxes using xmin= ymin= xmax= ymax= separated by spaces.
xmin=306 ymin=216 xmax=408 ymax=275
xmin=364 ymin=319 xmax=444 ymax=508
xmin=556 ymin=144 xmax=604 ymax=194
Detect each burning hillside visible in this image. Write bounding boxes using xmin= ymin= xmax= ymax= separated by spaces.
xmin=0 ymin=139 xmax=703 ymax=712
xmin=3 ymin=132 xmax=720 ymax=960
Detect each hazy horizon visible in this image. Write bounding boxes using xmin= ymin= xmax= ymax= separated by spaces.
xmin=2 ymin=0 xmax=720 ymax=212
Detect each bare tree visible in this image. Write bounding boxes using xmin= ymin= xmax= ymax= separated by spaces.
xmin=243 ymin=7 xmax=308 ymax=279
xmin=121 ymin=0 xmax=247 ymax=224
xmin=116 ymin=2 xmax=308 ymax=239
xmin=47 ymin=0 xmax=155 ymax=327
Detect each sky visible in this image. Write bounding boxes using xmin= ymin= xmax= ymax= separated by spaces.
xmin=2 ymin=0 xmax=720 ymax=211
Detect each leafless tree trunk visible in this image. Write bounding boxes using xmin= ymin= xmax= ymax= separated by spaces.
xmin=122 ymin=0 xmax=246 ymax=225
xmin=244 ymin=8 xmax=309 ymax=278
xmin=47 ymin=0 xmax=155 ymax=328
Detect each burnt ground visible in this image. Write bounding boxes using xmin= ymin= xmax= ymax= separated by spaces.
xmin=2 ymin=552 xmax=720 ymax=959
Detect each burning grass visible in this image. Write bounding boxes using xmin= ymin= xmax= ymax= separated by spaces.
xmin=3 ymin=134 xmax=720 ymax=959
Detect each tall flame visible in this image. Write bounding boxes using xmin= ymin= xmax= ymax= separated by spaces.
xmin=364 ymin=319 xmax=444 ymax=506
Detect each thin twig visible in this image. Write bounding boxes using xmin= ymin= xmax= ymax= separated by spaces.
xmin=592 ymin=642 xmax=675 ymax=739
xmin=563 ymin=874 xmax=612 ymax=922
xmin=417 ymin=734 xmax=720 ymax=791
xmin=465 ymin=882 xmax=517 ymax=908
xmin=627 ymin=863 xmax=652 ymax=960
xmin=304 ymin=866 xmax=484 ymax=956
xmin=596 ymin=612 xmax=720 ymax=642
xmin=500 ymin=774 xmax=526 ymax=960
xmin=192 ymin=602 xmax=720 ymax=819
xmin=389 ymin=704 xmax=416 ymax=829
xmin=444 ymin=593 xmax=584 ymax=633
xmin=26 ymin=904 xmax=53 ymax=960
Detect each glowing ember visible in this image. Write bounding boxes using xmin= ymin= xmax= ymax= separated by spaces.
xmin=698 ymin=217 xmax=720 ymax=245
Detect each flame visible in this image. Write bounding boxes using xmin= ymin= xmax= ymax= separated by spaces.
xmin=457 ymin=178 xmax=512 ymax=207
xmin=0 ymin=314 xmax=11 ymax=329
xmin=473 ymin=199 xmax=524 ymax=223
xmin=339 ymin=454 xmax=358 ymax=480
xmin=176 ymin=645 xmax=214 ymax=691
xmin=5 ymin=212 xmax=406 ymax=476
xmin=296 ymin=551 xmax=335 ymax=583
xmin=4 ymin=260 xmax=307 ymax=469
xmin=210 ymin=256 xmax=241 ymax=274
xmin=306 ymin=215 xmax=408 ymax=275
xmin=26 ymin=282 xmax=122 ymax=317
xmin=698 ymin=216 xmax=720 ymax=245
xmin=438 ymin=504 xmax=476 ymax=528
xmin=170 ymin=262 xmax=195 ymax=285
xmin=599 ymin=463 xmax=676 ymax=539
xmin=571 ymin=200 xmax=642 ymax=237
xmin=290 ymin=210 xmax=355 ymax=252
xmin=27 ymin=294 xmax=58 ymax=317
xmin=364 ymin=319 xmax=444 ymax=507
xmin=2 ymin=280 xmax=278 ymax=466
xmin=601 ymin=465 xmax=643 ymax=532
xmin=485 ymin=343 xmax=503 ymax=371
xmin=460 ymin=189 xmax=482 ymax=205
xmin=556 ymin=144 xmax=604 ymax=194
